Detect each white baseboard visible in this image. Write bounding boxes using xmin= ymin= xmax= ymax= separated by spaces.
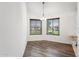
xmin=27 ymin=39 xmax=71 ymax=45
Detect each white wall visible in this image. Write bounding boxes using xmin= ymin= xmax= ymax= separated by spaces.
xmin=27 ymin=2 xmax=77 ymax=44
xmin=0 ymin=2 xmax=27 ymax=57
xmin=77 ymin=3 xmax=79 ymax=57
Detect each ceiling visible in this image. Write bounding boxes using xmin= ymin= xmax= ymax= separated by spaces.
xmin=27 ymin=2 xmax=77 ymax=18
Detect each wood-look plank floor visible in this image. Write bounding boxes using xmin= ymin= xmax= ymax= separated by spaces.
xmin=23 ymin=40 xmax=75 ymax=57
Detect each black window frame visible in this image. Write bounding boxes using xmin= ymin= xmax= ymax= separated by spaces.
xmin=30 ymin=19 xmax=42 ymax=35
xmin=47 ymin=18 xmax=60 ymax=35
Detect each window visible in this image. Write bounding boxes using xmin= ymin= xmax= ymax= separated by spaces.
xmin=47 ymin=18 xmax=60 ymax=35
xmin=30 ymin=19 xmax=42 ymax=35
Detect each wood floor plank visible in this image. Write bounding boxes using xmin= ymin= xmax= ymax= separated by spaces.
xmin=23 ymin=40 xmax=75 ymax=57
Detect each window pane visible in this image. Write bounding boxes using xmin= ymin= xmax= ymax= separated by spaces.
xmin=53 ymin=19 xmax=59 ymax=35
xmin=47 ymin=18 xmax=59 ymax=35
xmin=30 ymin=19 xmax=42 ymax=35
xmin=47 ymin=20 xmax=53 ymax=34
